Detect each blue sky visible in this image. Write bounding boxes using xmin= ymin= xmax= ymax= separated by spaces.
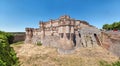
xmin=0 ymin=0 xmax=120 ymax=32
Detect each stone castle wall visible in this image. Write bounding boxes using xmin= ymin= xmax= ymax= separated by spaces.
xmin=25 ymin=15 xmax=102 ymax=54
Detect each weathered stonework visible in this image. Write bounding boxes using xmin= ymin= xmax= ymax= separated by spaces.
xmin=25 ymin=15 xmax=102 ymax=54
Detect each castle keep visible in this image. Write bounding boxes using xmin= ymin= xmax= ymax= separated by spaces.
xmin=25 ymin=15 xmax=102 ymax=54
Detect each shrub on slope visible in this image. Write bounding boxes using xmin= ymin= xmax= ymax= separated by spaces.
xmin=0 ymin=31 xmax=19 ymax=66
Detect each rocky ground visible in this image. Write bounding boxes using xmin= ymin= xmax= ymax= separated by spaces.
xmin=11 ymin=43 xmax=119 ymax=66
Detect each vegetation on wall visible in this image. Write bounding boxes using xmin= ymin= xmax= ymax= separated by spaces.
xmin=102 ymin=21 xmax=120 ymax=30
xmin=0 ymin=31 xmax=19 ymax=66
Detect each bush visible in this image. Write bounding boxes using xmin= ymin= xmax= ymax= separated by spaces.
xmin=99 ymin=60 xmax=111 ymax=66
xmin=99 ymin=60 xmax=120 ymax=66
xmin=0 ymin=31 xmax=19 ymax=66
xmin=37 ymin=41 xmax=42 ymax=46
xmin=0 ymin=31 xmax=14 ymax=44
xmin=112 ymin=61 xmax=120 ymax=66
xmin=5 ymin=33 xmax=14 ymax=44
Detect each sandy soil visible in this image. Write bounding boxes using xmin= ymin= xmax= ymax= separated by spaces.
xmin=11 ymin=44 xmax=119 ymax=66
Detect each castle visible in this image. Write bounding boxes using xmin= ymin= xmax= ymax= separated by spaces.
xmin=25 ymin=15 xmax=102 ymax=54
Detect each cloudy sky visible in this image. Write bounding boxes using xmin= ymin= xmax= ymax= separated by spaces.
xmin=0 ymin=0 xmax=120 ymax=32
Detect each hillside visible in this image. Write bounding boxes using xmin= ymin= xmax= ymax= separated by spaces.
xmin=11 ymin=43 xmax=119 ymax=66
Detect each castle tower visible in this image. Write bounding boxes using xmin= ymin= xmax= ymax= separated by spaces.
xmin=39 ymin=22 xmax=45 ymax=43
xmin=50 ymin=19 xmax=53 ymax=36
xmin=58 ymin=15 xmax=75 ymax=50
xmin=25 ymin=28 xmax=33 ymax=44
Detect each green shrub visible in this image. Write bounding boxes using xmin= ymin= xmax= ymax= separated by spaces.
xmin=99 ymin=60 xmax=120 ymax=66
xmin=99 ymin=60 xmax=111 ymax=66
xmin=5 ymin=33 xmax=14 ymax=44
xmin=0 ymin=59 xmax=6 ymax=66
xmin=0 ymin=31 xmax=19 ymax=66
xmin=112 ymin=61 xmax=120 ymax=66
xmin=37 ymin=41 xmax=42 ymax=46
xmin=0 ymin=31 xmax=14 ymax=44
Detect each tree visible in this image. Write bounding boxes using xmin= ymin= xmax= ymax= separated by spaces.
xmin=102 ymin=24 xmax=110 ymax=30
xmin=112 ymin=22 xmax=119 ymax=30
xmin=102 ymin=21 xmax=120 ymax=30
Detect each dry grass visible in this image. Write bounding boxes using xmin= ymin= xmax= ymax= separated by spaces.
xmin=11 ymin=43 xmax=119 ymax=66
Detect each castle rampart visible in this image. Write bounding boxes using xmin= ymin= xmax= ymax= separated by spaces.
xmin=25 ymin=15 xmax=102 ymax=54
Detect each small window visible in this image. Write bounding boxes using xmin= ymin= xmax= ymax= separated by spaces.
xmin=73 ymin=34 xmax=76 ymax=46
xmin=51 ymin=33 xmax=53 ymax=36
xmin=66 ymin=33 xmax=70 ymax=40
xmin=61 ymin=33 xmax=64 ymax=38
xmin=71 ymin=33 xmax=74 ymax=40
xmin=79 ymin=33 xmax=81 ymax=38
